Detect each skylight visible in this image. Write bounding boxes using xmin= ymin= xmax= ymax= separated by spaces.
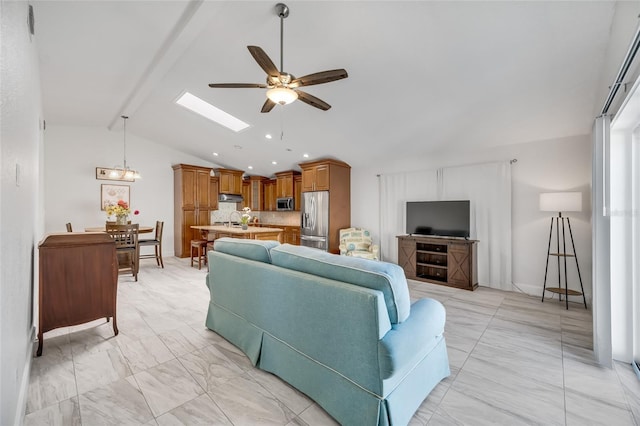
xmin=176 ymin=92 xmax=250 ymax=132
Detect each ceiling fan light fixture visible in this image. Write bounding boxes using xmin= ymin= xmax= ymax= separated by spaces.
xmin=266 ymin=87 xmax=298 ymax=105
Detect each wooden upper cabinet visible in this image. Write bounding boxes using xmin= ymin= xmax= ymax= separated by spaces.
xmin=241 ymin=180 xmax=251 ymax=209
xmin=294 ymin=175 xmax=302 ymax=210
xmin=275 ymin=171 xmax=299 ymax=198
xmin=196 ymin=169 xmax=211 ymax=208
xmin=299 ymin=159 xmax=349 ymax=192
xmin=174 ymin=164 xmax=212 ymax=209
xmin=263 ymin=179 xmax=276 ymax=211
xmin=210 ymin=177 xmax=219 ymax=211
xmin=249 ymin=176 xmax=265 ymax=211
xmin=215 ymin=168 xmax=244 ymax=194
xmin=181 ymin=168 xmax=197 ymax=208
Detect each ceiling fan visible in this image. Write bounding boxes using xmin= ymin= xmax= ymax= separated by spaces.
xmin=208 ymin=3 xmax=348 ymax=113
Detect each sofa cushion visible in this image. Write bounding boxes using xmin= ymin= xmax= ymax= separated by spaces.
xmin=213 ymin=238 xmax=279 ymax=263
xmin=270 ymin=244 xmax=410 ymax=323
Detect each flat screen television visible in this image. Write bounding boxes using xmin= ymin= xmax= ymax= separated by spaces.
xmin=406 ymin=200 xmax=470 ymax=238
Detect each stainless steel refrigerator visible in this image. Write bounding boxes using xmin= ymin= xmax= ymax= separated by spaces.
xmin=300 ymin=191 xmax=329 ymax=251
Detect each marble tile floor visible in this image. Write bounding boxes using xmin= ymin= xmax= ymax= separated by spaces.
xmin=25 ymin=257 xmax=640 ymax=425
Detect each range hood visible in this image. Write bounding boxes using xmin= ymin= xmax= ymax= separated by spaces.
xmin=219 ymin=193 xmax=244 ymax=203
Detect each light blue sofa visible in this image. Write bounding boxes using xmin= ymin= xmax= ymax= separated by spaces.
xmin=206 ymin=238 xmax=450 ymax=425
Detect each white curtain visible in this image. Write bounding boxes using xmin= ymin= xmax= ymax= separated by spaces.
xmin=609 ymin=74 xmax=640 ymax=368
xmin=379 ymin=170 xmax=438 ymax=262
xmin=378 ymin=161 xmax=512 ymax=290
xmin=440 ymin=162 xmax=512 ymax=290
xmin=592 ymin=115 xmax=612 ymax=367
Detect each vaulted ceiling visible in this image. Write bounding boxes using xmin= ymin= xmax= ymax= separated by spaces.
xmin=34 ymin=1 xmax=632 ymax=176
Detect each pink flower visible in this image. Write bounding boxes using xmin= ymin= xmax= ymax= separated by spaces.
xmin=134 ymin=210 xmax=140 ymax=215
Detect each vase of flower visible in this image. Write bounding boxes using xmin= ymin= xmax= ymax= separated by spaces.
xmin=240 ymin=206 xmax=251 ymax=230
xmin=107 ymin=200 xmax=131 ymax=225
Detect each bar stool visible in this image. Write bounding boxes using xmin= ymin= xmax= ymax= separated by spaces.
xmin=190 ymin=239 xmax=208 ymax=270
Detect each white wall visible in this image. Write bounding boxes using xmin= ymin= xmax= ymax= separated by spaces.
xmin=44 ymin=125 xmax=219 ymax=256
xmin=0 ymin=2 xmax=43 ymax=424
xmin=351 ymin=134 xmax=592 ymax=300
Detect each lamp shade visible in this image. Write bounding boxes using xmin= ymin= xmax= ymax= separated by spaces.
xmin=539 ymin=192 xmax=582 ymax=213
xmin=266 ymin=87 xmax=298 ymax=105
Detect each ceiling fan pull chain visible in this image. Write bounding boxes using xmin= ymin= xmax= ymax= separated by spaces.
xmin=280 ymin=106 xmax=284 ymax=141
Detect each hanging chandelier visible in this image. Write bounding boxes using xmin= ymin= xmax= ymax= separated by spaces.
xmin=109 ymin=115 xmax=141 ymax=180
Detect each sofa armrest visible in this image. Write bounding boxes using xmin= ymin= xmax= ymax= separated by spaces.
xmin=377 ymin=298 xmax=446 ymax=379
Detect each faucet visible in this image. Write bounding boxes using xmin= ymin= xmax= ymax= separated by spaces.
xmin=228 ymin=210 xmax=242 ymax=227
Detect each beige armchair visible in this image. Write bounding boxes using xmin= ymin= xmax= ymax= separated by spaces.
xmin=339 ymin=228 xmax=379 ymax=260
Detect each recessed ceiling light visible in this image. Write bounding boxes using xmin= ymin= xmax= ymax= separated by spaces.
xmin=272 ymin=161 xmax=277 ymax=165
xmin=248 ymin=166 xmax=253 ymax=170
xmin=212 ymin=152 xmax=219 ymax=156
xmin=175 ymin=92 xmax=250 ymax=132
xmin=303 ymin=153 xmax=309 ymax=158
xmin=265 ymin=134 xmax=272 ymax=139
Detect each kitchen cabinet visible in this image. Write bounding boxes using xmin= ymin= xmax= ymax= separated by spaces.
xmin=173 ymin=164 xmax=213 ymax=257
xmin=210 ymin=177 xmax=219 ymax=210
xmin=242 ymin=180 xmax=251 ymax=209
xmin=298 ymin=158 xmax=351 ymax=253
xmin=275 ymin=170 xmax=300 ymax=198
xmin=248 ymin=176 xmax=265 ymax=211
xmin=263 ymin=179 xmax=276 ymax=211
xmin=283 ymin=226 xmax=300 ymax=245
xmin=215 ymin=168 xmax=244 ymax=194
xmin=300 ymin=159 xmax=349 ymax=192
xmin=294 ymin=175 xmax=302 ymax=210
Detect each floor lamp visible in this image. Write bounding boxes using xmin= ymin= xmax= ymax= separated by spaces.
xmin=540 ymin=192 xmax=588 ymax=309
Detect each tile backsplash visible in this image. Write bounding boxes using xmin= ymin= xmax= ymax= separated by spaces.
xmin=211 ymin=203 xmax=300 ymax=226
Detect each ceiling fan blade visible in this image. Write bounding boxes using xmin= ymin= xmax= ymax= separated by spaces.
xmin=289 ymin=69 xmax=348 ymax=88
xmin=261 ymin=98 xmax=277 ymax=113
xmin=247 ymin=46 xmax=279 ymax=77
xmin=208 ymin=83 xmax=267 ymax=88
xmin=296 ymin=90 xmax=331 ymax=111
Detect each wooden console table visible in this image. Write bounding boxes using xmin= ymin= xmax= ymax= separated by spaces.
xmin=37 ymin=233 xmax=119 ymax=356
xmin=397 ymin=235 xmax=478 ymax=290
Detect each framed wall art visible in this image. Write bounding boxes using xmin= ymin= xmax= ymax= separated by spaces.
xmin=101 ymin=184 xmax=130 ymax=210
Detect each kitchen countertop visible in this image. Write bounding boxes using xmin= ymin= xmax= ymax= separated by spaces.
xmin=191 ymin=225 xmax=283 ymax=234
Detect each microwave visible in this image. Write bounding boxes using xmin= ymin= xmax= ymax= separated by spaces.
xmin=276 ymin=197 xmax=295 ymax=211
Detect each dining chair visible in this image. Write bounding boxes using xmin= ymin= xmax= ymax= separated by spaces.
xmin=138 ymin=221 xmax=164 ymax=268
xmin=105 ymin=223 xmax=139 ymax=281
xmin=65 ymin=223 xmax=73 ymax=232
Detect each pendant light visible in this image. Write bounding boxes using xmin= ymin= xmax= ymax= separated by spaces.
xmin=109 ymin=115 xmax=141 ymax=180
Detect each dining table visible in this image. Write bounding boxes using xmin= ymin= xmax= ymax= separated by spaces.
xmin=191 ymin=224 xmax=284 ymax=244
xmin=84 ymin=226 xmax=154 ymax=233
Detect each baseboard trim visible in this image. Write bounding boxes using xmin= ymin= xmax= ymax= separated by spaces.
xmin=14 ymin=326 xmax=36 ymax=426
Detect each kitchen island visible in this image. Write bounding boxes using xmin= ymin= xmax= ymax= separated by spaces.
xmin=191 ymin=225 xmax=284 ymax=243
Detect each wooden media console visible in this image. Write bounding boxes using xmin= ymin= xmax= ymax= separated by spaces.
xmin=397 ymin=235 xmax=478 ymax=290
